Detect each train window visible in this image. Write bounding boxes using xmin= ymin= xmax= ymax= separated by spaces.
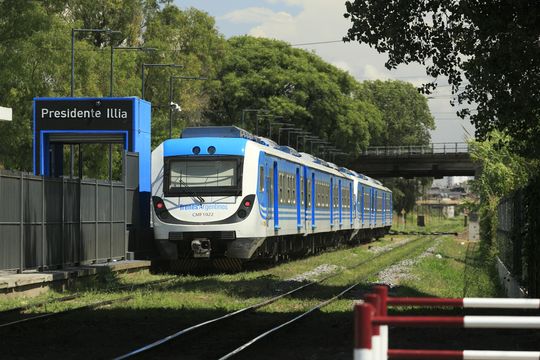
xmin=301 ymin=178 xmax=304 ymax=206
xmin=259 ymin=166 xmax=264 ymax=192
xmin=326 ymin=184 xmax=330 ymax=208
xmin=166 ymin=157 xmax=242 ymax=196
xmin=307 ymin=179 xmax=311 ymax=207
xmin=290 ymin=176 xmax=293 ymax=204
xmin=289 ymin=175 xmax=293 ymax=204
xmin=317 ymin=182 xmax=321 ymax=207
xmin=292 ymin=177 xmax=296 ymax=204
xmin=285 ymin=174 xmax=289 ymax=204
xmin=315 ymin=182 xmax=319 ymax=207
xmin=269 ymin=170 xmax=273 ymax=209
xmin=279 ymin=173 xmax=283 ymax=204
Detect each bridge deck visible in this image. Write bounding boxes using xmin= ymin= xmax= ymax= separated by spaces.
xmin=348 ymin=143 xmax=476 ymax=178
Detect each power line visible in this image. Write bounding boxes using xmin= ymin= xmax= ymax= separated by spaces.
xmin=291 ymin=40 xmax=345 ymax=46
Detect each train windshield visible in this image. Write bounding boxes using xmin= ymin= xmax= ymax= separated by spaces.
xmin=164 ymin=157 xmax=243 ymax=197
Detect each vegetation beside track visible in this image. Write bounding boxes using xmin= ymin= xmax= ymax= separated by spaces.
xmin=0 ymin=216 xmax=505 ymax=360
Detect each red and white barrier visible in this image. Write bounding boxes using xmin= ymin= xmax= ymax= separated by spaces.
xmin=354 ymin=285 xmax=540 ymax=360
xmin=388 ymin=349 xmax=540 ymax=359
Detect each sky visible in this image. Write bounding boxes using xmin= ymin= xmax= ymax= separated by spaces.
xmin=174 ymin=0 xmax=476 ymax=144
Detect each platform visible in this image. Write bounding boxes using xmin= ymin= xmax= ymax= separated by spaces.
xmin=0 ymin=260 xmax=151 ymax=298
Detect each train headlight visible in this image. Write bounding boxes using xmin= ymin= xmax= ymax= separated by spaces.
xmin=192 ymin=146 xmax=201 ymax=155
xmin=207 ymin=146 xmax=216 ymax=155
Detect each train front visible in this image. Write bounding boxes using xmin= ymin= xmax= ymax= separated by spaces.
xmin=151 ymin=127 xmax=264 ymax=263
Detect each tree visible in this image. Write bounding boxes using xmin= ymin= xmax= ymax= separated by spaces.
xmin=353 ymin=80 xmax=434 ymax=213
xmin=470 ymin=131 xmax=537 ymax=201
xmin=210 ymin=36 xmax=383 ymax=156
xmin=344 ymin=0 xmax=540 ymax=156
xmin=0 ymin=1 xmax=226 ymax=170
xmin=141 ymin=5 xmax=226 ymax=146
xmin=355 ymin=80 xmax=434 ymax=146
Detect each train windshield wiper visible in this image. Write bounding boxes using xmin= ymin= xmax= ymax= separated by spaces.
xmin=177 ymin=178 xmax=205 ymax=203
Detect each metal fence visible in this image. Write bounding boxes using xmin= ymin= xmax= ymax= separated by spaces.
xmin=497 ymin=191 xmax=525 ymax=281
xmin=0 ymin=152 xmax=139 ymax=273
xmin=362 ymin=142 xmax=470 ymax=156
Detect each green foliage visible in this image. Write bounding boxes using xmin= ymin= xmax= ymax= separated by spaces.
xmin=209 ymin=36 xmax=383 ymax=155
xmin=469 ymin=131 xmax=538 ymax=246
xmin=0 ymin=1 xmax=225 ymax=170
xmin=354 ymin=80 xmax=434 ymax=211
xmin=470 ymin=131 xmax=537 ymax=200
xmin=344 ymin=0 xmax=540 ymax=157
xmin=355 ymin=80 xmax=435 ymax=146
xmin=0 ymin=2 xmax=435 ymax=178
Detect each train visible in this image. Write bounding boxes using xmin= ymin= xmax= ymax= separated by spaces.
xmin=150 ymin=126 xmax=392 ymax=270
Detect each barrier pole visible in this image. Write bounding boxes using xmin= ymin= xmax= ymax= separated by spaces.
xmin=374 ymin=285 xmax=389 ymax=360
xmin=365 ymin=295 xmax=381 ymax=360
xmin=388 ymin=349 xmax=462 ymax=359
xmin=372 ymin=316 xmax=540 ymax=328
xmin=388 ymin=349 xmax=540 ymax=359
xmin=387 ymin=297 xmax=540 ymax=309
xmin=354 ymin=302 xmax=374 ymax=360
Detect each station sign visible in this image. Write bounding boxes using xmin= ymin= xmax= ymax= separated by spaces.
xmin=34 ymin=98 xmax=133 ymax=131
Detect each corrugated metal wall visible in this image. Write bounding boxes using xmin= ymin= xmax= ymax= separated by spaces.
xmin=0 ymin=152 xmax=139 ymax=272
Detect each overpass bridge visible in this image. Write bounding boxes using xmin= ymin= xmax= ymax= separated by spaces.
xmin=347 ymin=142 xmax=478 ymax=178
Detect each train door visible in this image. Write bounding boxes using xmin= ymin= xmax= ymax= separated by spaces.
xmin=338 ymin=179 xmax=343 ymax=226
xmin=296 ymin=167 xmax=301 ymax=229
xmin=311 ymin=172 xmax=316 ymax=229
xmin=302 ymin=166 xmax=308 ymax=227
xmin=374 ymin=189 xmax=378 ymax=226
xmin=360 ymin=185 xmax=365 ymax=226
xmin=273 ymin=161 xmax=279 ymax=229
xmin=330 ymin=178 xmax=334 ymax=226
xmin=382 ymin=192 xmax=386 ymax=225
xmin=349 ymin=182 xmax=353 ymax=226
xmin=265 ymin=157 xmax=273 ymax=226
xmin=369 ymin=187 xmax=373 ymax=226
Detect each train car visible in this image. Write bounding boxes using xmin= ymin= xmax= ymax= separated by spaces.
xmin=151 ymin=126 xmax=391 ymax=270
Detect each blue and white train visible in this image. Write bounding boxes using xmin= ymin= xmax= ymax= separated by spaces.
xmin=151 ymin=126 xmax=392 ymax=269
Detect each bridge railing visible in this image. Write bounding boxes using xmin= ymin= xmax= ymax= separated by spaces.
xmin=362 ymin=142 xmax=470 ymax=156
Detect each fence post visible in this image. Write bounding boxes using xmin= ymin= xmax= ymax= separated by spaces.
xmin=365 ymin=294 xmax=381 ymax=360
xmin=61 ymin=177 xmax=65 ymax=269
xmin=19 ymin=172 xmax=24 ymax=273
xmin=41 ymin=176 xmax=45 ymax=270
xmin=78 ymin=178 xmax=82 ymax=265
xmin=374 ymin=285 xmax=389 ymax=360
xmin=95 ymin=179 xmax=99 ymax=263
xmin=109 ymin=172 xmax=113 ymax=261
xmin=354 ymin=302 xmax=374 ymax=360
xmin=123 ymin=151 xmax=128 ymax=259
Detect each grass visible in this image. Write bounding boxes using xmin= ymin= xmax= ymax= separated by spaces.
xmin=393 ymin=212 xmax=466 ymax=233
xmin=396 ymin=235 xmax=502 ymax=299
xmin=0 ymin=216 xmax=505 ymax=359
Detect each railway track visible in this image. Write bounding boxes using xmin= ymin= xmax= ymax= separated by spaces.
xmin=114 ymin=235 xmax=435 ymax=359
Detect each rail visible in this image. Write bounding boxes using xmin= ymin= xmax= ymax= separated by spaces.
xmin=354 ymin=285 xmax=540 ymax=360
xmin=113 ymin=236 xmax=433 ymax=359
xmin=362 ymin=143 xmax=470 ymax=157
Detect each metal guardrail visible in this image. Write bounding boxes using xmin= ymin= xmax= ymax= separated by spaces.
xmin=362 ymin=142 xmax=470 ymax=156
